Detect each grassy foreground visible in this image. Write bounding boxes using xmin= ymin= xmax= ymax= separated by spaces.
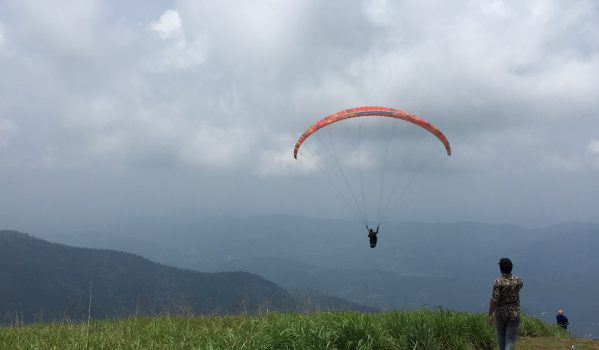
xmin=0 ymin=309 xmax=589 ymax=350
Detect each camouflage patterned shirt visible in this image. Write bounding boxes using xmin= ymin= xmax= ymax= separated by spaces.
xmin=491 ymin=274 xmax=523 ymax=320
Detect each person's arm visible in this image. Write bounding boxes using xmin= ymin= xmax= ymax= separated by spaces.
xmin=488 ymin=299 xmax=497 ymax=325
xmin=489 ymin=280 xmax=500 ymax=325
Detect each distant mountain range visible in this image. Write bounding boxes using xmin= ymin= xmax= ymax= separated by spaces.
xmin=0 ymin=229 xmax=366 ymax=324
xmin=43 ymin=217 xmax=599 ymax=337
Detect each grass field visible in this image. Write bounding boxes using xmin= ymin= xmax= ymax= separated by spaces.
xmin=519 ymin=336 xmax=598 ymax=350
xmin=0 ymin=309 xmax=595 ymax=349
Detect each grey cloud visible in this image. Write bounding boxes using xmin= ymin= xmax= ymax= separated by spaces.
xmin=586 ymin=139 xmax=599 ymax=170
xmin=0 ymin=0 xmax=598 ymax=229
xmin=2 ymin=0 xmax=106 ymax=56
xmin=0 ymin=23 xmax=5 ymax=49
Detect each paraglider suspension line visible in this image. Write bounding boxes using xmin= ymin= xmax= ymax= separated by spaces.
xmin=303 ymin=144 xmax=363 ymax=223
xmin=326 ymin=130 xmax=368 ymax=226
xmin=356 ymin=123 xmax=369 ymax=225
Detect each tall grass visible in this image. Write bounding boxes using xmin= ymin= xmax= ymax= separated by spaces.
xmin=0 ymin=309 xmax=567 ymax=350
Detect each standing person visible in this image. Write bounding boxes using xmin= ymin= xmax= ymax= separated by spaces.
xmin=556 ymin=309 xmax=569 ymax=330
xmin=488 ymin=257 xmax=524 ymax=350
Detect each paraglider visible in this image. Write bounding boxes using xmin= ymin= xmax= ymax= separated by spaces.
xmin=293 ymin=106 xmax=451 ymax=248
xmin=367 ymin=225 xmax=379 ymax=248
xmin=294 ymin=106 xmax=451 ymax=159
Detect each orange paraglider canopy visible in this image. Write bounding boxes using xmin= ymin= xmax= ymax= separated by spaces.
xmin=293 ymin=106 xmax=451 ymax=159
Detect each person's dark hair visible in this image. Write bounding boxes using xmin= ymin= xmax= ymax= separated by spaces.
xmin=498 ymin=258 xmax=513 ymax=274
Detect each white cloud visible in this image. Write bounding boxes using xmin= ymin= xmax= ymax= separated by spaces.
xmin=148 ymin=9 xmax=207 ymax=69
xmin=5 ymin=0 xmax=104 ymax=55
xmin=255 ymin=135 xmax=320 ymax=177
xmin=586 ymin=139 xmax=599 ymax=170
xmin=177 ymin=1 xmax=305 ymax=60
xmin=363 ymin=0 xmax=391 ymax=26
xmin=161 ymin=38 xmax=207 ymax=70
xmin=255 ymin=147 xmax=319 ymax=177
xmin=0 ymin=24 xmax=5 ymax=47
xmin=0 ymin=118 xmax=17 ymax=150
xmin=179 ymin=126 xmax=254 ymax=168
xmin=0 ymin=21 xmax=14 ymax=59
xmin=342 ymin=148 xmax=378 ymax=169
xmin=149 ymin=10 xmax=184 ymax=42
xmin=536 ymin=154 xmax=583 ymax=173
xmin=352 ymin=0 xmax=599 ymax=125
xmin=87 ymin=130 xmax=130 ymax=157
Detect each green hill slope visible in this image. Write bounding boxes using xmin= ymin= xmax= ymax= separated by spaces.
xmin=0 ymin=230 xmax=296 ymax=323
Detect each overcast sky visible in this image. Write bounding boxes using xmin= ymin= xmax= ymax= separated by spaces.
xmin=0 ymin=0 xmax=598 ymax=233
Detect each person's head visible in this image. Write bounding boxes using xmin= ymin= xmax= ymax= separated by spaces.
xmin=498 ymin=257 xmax=513 ymax=274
